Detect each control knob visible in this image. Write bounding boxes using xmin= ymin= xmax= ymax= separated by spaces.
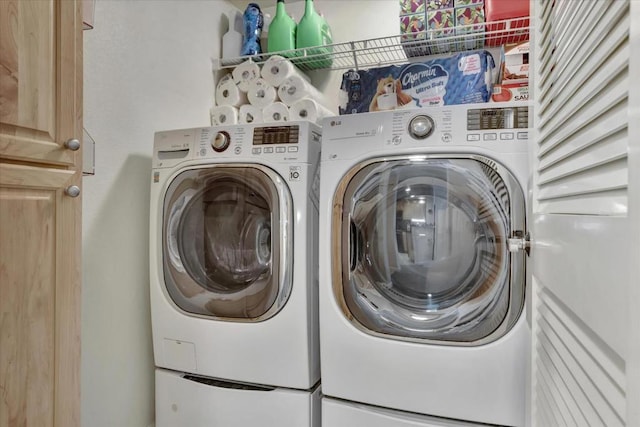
xmin=408 ymin=115 xmax=435 ymax=140
xmin=211 ymin=131 xmax=231 ymax=152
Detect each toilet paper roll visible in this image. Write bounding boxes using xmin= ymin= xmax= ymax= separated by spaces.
xmin=215 ymin=74 xmax=247 ymax=107
xmin=263 ymin=102 xmax=290 ymax=123
xmin=277 ymin=75 xmax=328 ymax=107
xmin=376 ymin=93 xmax=398 ymax=110
xmin=288 ymin=98 xmax=334 ymax=124
xmin=247 ymin=78 xmax=279 ymax=109
xmin=210 ymin=105 xmax=239 ymax=126
xmin=231 ymin=60 xmax=260 ymax=92
xmin=239 ymin=104 xmax=263 ymax=124
xmin=261 ymin=55 xmax=310 ymax=88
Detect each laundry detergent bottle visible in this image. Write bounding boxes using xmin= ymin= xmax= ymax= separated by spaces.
xmin=268 ymin=0 xmax=297 ymax=56
xmin=296 ymin=0 xmax=333 ymax=67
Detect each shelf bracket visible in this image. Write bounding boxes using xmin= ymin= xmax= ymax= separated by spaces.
xmin=350 ymin=41 xmax=359 ymax=71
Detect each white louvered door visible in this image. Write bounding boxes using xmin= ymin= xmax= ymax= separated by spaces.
xmin=531 ymin=1 xmax=640 ymax=426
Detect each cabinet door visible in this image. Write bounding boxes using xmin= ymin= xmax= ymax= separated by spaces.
xmin=0 ymin=0 xmax=81 ymax=166
xmin=531 ymin=0 xmax=640 ymax=426
xmin=0 ymin=166 xmax=80 ymax=427
xmin=0 ymin=1 xmax=82 ymax=426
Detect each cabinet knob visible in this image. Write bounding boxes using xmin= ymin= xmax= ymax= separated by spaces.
xmin=64 ymin=138 xmax=81 ymax=151
xmin=65 ymin=185 xmax=81 ymax=197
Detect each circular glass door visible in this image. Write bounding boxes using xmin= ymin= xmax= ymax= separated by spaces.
xmin=163 ymin=165 xmax=292 ymax=321
xmin=336 ymin=156 xmax=525 ymax=343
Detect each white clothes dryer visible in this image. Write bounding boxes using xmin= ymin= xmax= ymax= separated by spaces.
xmin=318 ymin=104 xmax=531 ymax=426
xmin=149 ymin=122 xmax=321 ymax=392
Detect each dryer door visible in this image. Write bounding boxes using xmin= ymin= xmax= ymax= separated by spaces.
xmin=335 ymin=156 xmax=526 ymax=344
xmin=162 ymin=165 xmax=292 ymax=321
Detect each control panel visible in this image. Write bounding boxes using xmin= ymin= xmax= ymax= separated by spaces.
xmin=465 ymin=105 xmax=530 ymax=143
xmin=153 ymin=121 xmax=321 ymax=169
xmin=253 ymin=125 xmax=300 ymax=145
xmin=467 ymin=106 xmax=530 ymax=130
xmin=321 ymin=103 xmax=532 ymax=161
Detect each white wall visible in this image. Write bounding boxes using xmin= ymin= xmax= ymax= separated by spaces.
xmin=82 ymin=1 xmax=397 ymax=425
xmin=82 ymin=1 xmax=234 ymax=426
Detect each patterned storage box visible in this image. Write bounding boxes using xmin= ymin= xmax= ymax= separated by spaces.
xmin=400 ymin=13 xmax=429 ymax=56
xmin=455 ymin=5 xmax=485 ymax=50
xmin=454 ymin=0 xmax=483 ymax=5
xmin=426 ymin=0 xmax=454 ymax=10
xmin=400 ymin=0 xmax=426 ymax=15
xmin=427 ymin=8 xmax=455 ymax=54
xmin=400 ymin=0 xmax=485 ymax=57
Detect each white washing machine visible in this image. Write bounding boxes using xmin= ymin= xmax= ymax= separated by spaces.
xmin=149 ymin=122 xmax=321 ymax=425
xmin=318 ymin=104 xmax=531 ymax=426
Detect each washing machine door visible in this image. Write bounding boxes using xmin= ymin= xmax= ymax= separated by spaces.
xmin=162 ymin=165 xmax=292 ymax=321
xmin=335 ymin=156 xmax=526 ymax=344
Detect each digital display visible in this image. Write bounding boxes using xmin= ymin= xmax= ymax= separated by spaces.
xmin=467 ymin=107 xmax=529 ymax=130
xmin=253 ymin=125 xmax=300 ymax=145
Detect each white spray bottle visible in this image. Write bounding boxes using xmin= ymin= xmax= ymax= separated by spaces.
xmin=222 ymin=10 xmax=244 ymax=59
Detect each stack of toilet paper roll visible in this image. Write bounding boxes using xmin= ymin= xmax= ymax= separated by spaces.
xmin=210 ymin=56 xmax=334 ymax=126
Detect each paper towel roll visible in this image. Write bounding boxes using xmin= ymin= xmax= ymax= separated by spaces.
xmin=288 ymin=98 xmax=334 ymax=124
xmin=261 ymin=55 xmax=310 ymax=88
xmin=231 ymin=60 xmax=260 ymax=92
xmin=239 ymin=104 xmax=263 ymax=124
xmin=278 ymin=75 xmax=328 ymax=107
xmin=263 ymin=102 xmax=290 ymax=123
xmin=247 ymin=78 xmax=279 ymax=109
xmin=210 ymin=105 xmax=239 ymax=126
xmin=215 ymin=74 xmax=247 ymax=107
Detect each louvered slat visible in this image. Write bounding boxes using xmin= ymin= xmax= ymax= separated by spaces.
xmin=534 ymin=0 xmax=629 ymax=217
xmin=538 ymin=0 xmax=600 ymax=92
xmin=535 ymin=289 xmax=627 ymax=426
xmin=537 ymin=357 xmax=588 ymax=427
xmin=539 ymin=0 xmax=615 ymax=100
xmin=538 ymin=3 xmax=553 ymax=55
xmin=537 ymin=158 xmax=627 ymax=201
xmin=536 ymin=189 xmax=627 ymax=216
xmin=540 ymin=21 xmax=628 ymax=119
xmin=536 ymin=349 xmax=584 ymax=426
xmin=541 ymin=291 xmax=626 ymax=388
xmin=538 ymin=328 xmax=621 ymax=426
xmin=538 ymin=104 xmax=627 ymax=174
xmin=539 ymin=49 xmax=628 ymax=143
xmin=539 ymin=310 xmax=626 ymax=415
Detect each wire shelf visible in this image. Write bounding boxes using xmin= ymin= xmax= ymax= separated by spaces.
xmin=212 ymin=17 xmax=529 ymax=72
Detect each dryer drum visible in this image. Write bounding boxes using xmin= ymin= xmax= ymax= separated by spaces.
xmin=336 ymin=156 xmax=525 ymax=344
xmin=162 ymin=166 xmax=289 ymax=320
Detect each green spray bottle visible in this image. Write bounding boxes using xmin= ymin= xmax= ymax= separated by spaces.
xmin=268 ymin=0 xmax=297 ymax=56
xmin=295 ymin=0 xmax=333 ymax=68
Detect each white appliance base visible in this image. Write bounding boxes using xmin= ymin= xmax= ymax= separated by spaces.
xmin=156 ymin=368 xmax=321 ymax=427
xmin=322 ymin=397 xmax=495 ymax=427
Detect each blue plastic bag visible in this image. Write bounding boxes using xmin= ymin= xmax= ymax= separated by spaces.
xmin=241 ymin=3 xmax=263 ymax=56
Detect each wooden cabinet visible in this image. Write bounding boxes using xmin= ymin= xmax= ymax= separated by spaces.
xmin=0 ymin=1 xmax=82 ymax=426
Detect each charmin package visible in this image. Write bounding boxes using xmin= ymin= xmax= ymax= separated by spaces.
xmin=339 ymin=50 xmax=496 ymax=115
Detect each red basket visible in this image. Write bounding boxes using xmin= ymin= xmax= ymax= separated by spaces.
xmin=485 ymin=0 xmax=530 ymax=46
